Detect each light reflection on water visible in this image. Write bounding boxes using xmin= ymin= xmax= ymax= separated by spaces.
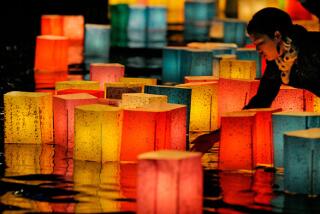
xmin=1 ymin=140 xmax=320 ymax=213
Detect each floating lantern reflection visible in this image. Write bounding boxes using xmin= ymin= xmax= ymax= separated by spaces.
xmin=137 ymin=150 xmax=203 ymax=214
xmin=4 ymin=91 xmax=53 ymax=144
xmin=74 ymin=104 xmax=123 ymax=162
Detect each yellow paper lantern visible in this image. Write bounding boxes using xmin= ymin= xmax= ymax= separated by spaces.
xmin=184 ymin=76 xmax=219 ymax=83
xmin=220 ymin=59 xmax=256 ymax=80
xmin=237 ymin=0 xmax=279 ymax=21
xmin=4 ymin=91 xmax=53 ymax=144
xmin=176 ymin=82 xmax=219 ymax=131
xmin=55 ymin=80 xmax=100 ymax=91
xmin=74 ymin=104 xmax=123 ymax=162
xmin=121 ymin=93 xmax=167 ymax=108
xmin=105 ymin=82 xmax=144 ymax=99
xmin=137 ymin=150 xmax=203 ymax=214
xmin=187 ymin=42 xmax=238 ymax=49
xmin=120 ymin=77 xmax=157 ymax=91
xmin=212 ymin=54 xmax=236 ymax=77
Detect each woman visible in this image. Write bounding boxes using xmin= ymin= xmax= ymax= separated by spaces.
xmin=243 ymin=7 xmax=320 ymax=109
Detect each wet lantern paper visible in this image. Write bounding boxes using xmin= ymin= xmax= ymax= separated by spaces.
xmin=219 ymin=111 xmax=257 ymax=171
xmin=121 ymin=103 xmax=186 ymax=161
xmin=4 ymin=91 xmax=53 ymax=144
xmin=121 ymin=93 xmax=167 ymax=108
xmin=176 ymin=82 xmax=219 ymax=131
xmin=74 ymin=104 xmax=123 ymax=162
xmin=53 ymin=93 xmax=98 ymax=148
xmin=272 ymin=112 xmax=320 ymax=169
xmin=55 ymin=80 xmax=100 ymax=91
xmin=284 ymin=128 xmax=320 ymax=195
xmin=271 ymin=85 xmax=305 ymax=111
xmin=90 ymin=63 xmax=125 ymax=90
xmin=137 ymin=150 xmax=203 ymax=214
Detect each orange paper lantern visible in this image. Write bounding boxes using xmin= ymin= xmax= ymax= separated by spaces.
xmin=184 ymin=76 xmax=218 ymax=83
xmin=53 ymin=93 xmax=98 ymax=148
xmin=121 ymin=103 xmax=187 ymax=161
xmin=137 ymin=151 xmax=203 ymax=214
xmin=41 ymin=15 xmax=64 ymax=36
xmin=271 ymin=85 xmax=305 ymax=111
xmin=90 ymin=63 xmax=125 ymax=90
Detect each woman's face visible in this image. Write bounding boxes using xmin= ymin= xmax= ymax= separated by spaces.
xmin=250 ymin=33 xmax=282 ymax=61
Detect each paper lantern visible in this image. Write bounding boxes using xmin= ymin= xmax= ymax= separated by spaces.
xmin=285 ymin=0 xmax=313 ymax=20
xmin=84 ymin=24 xmax=111 ymax=57
xmin=56 ymin=89 xmax=104 ymax=98
xmin=219 ymin=111 xmax=257 ymax=171
xmin=177 ymin=82 xmax=219 ymax=131
xmin=187 ymin=42 xmax=238 ymax=50
xmin=74 ymin=104 xmax=123 ymax=162
xmin=34 ymin=71 xmax=68 ymax=89
xmin=237 ymin=0 xmax=279 ymax=21
xmin=218 ymin=78 xmax=259 ymax=124
xmin=245 ymin=108 xmax=282 ymax=167
xmin=271 ymin=85 xmax=305 ymax=111
xmin=144 ymin=85 xmax=192 ymax=137
xmin=162 ymin=46 xmax=187 ymax=83
xmin=90 ymin=63 xmax=125 ymax=89
xmin=272 ymin=112 xmax=320 ymax=169
xmin=110 ymin=4 xmax=129 ymax=47
xmin=137 ymin=150 xmax=203 ymax=214
xmin=120 ymin=77 xmax=157 ymax=87
xmin=105 ymin=82 xmax=143 ymax=99
xmin=181 ymin=48 xmax=214 ymax=76
xmin=219 ymin=59 xmax=256 ymax=80
xmin=184 ymin=76 xmax=218 ymax=83
xmin=121 ymin=93 xmax=167 ymax=108
xmin=4 ymin=91 xmax=53 ymax=144
xmin=34 ymin=35 xmax=69 ymax=72
xmin=73 ymin=160 xmax=121 ymax=212
xmin=128 ymin=5 xmax=147 ymax=48
xmin=55 ymin=80 xmax=100 ymax=91
xmin=41 ymin=15 xmax=64 ymax=36
xmin=284 ymin=128 xmax=320 ymax=195
xmin=53 ymin=93 xmax=98 ymax=148
xmin=98 ymin=98 xmax=122 ymax=107
xmin=236 ymin=47 xmax=262 ymax=78
xmin=147 ymin=6 xmax=167 ymax=48
xmin=212 ymin=54 xmax=236 ymax=77
xmin=223 ymin=18 xmax=247 ymax=47
xmin=167 ymin=0 xmax=184 ymax=24
xmin=121 ymin=103 xmax=186 ymax=161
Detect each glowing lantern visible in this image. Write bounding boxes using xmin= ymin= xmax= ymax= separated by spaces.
xmin=144 ymin=85 xmax=192 ymax=138
xmin=167 ymin=0 xmax=184 ymax=24
xmin=272 ymin=112 xmax=320 ymax=169
xmin=162 ymin=46 xmax=187 ymax=83
xmin=184 ymin=76 xmax=218 ymax=83
xmin=74 ymin=104 xmax=123 ymax=162
xmin=137 ymin=150 xmax=203 ymax=214
xmin=120 ymin=77 xmax=157 ymax=89
xmin=236 ymin=47 xmax=262 ymax=78
xmin=223 ymin=18 xmax=247 ymax=47
xmin=110 ymin=4 xmax=129 ymax=47
xmin=177 ymin=82 xmax=219 ymax=131
xmin=187 ymin=42 xmax=238 ymax=50
xmin=127 ymin=5 xmax=147 ymax=48
xmin=147 ymin=6 xmax=167 ymax=48
xmin=271 ymin=85 xmax=305 ymax=111
xmin=34 ymin=71 xmax=68 ymax=89
xmin=212 ymin=54 xmax=236 ymax=77
xmin=121 ymin=93 xmax=167 ymax=108
xmin=98 ymin=98 xmax=122 ymax=107
xmin=237 ymin=0 xmax=279 ymax=21
xmin=34 ymin=35 xmax=69 ymax=72
xmin=4 ymin=91 xmax=53 ymax=144
xmin=218 ymin=78 xmax=259 ymax=124
xmin=285 ymin=0 xmax=313 ymax=20
xmin=105 ymin=82 xmax=143 ymax=99
xmin=56 ymin=89 xmax=104 ymax=98
xmin=245 ymin=108 xmax=282 ymax=167
xmin=84 ymin=24 xmax=111 ymax=69
xmin=41 ymin=15 xmax=64 ymax=36
xmin=121 ymin=103 xmax=187 ymax=161
xmin=90 ymin=63 xmax=125 ymax=90
xmin=181 ymin=48 xmax=214 ymax=76
xmin=219 ymin=111 xmax=257 ymax=171
xmin=55 ymin=80 xmax=100 ymax=91
xmin=63 ymin=15 xmax=85 ymax=65
xmin=219 ymin=59 xmax=256 ymax=80
xmin=284 ymin=128 xmax=320 ymax=195
xmin=53 ymin=93 xmax=98 ymax=148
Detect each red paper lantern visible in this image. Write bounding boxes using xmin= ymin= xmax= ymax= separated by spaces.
xmin=56 ymin=89 xmax=104 ymax=98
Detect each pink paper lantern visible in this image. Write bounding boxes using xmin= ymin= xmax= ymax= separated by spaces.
xmin=53 ymin=93 xmax=98 ymax=148
xmin=90 ymin=63 xmax=125 ymax=90
xmin=121 ymin=103 xmax=186 ymax=161
xmin=137 ymin=150 xmax=203 ymax=214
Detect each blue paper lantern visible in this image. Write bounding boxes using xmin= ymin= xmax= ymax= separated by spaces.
xmin=127 ymin=5 xmax=147 ymax=48
xmin=110 ymin=4 xmax=129 ymax=47
xmin=236 ymin=48 xmax=262 ymax=78
xmin=272 ymin=112 xmax=320 ymax=169
xmin=223 ymin=19 xmax=247 ymax=47
xmin=284 ymin=128 xmax=320 ymax=195
xmin=144 ymin=85 xmax=192 ymax=149
xmin=182 ymin=49 xmax=213 ymax=77
xmin=162 ymin=47 xmax=187 ymax=83
xmin=147 ymin=6 xmax=167 ymax=48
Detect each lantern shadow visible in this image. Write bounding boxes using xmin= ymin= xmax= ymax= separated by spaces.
xmin=190 ymin=129 xmax=220 ymax=153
